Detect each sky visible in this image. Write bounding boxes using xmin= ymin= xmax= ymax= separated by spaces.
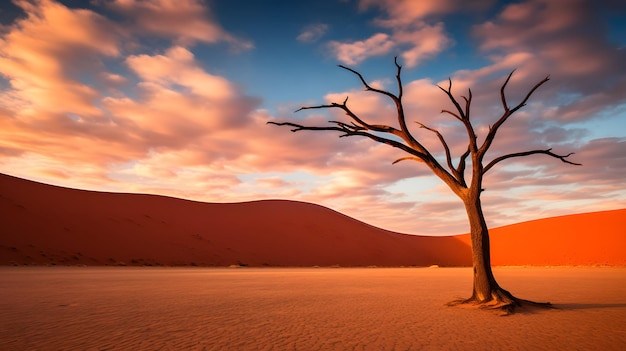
xmin=0 ymin=0 xmax=625 ymax=236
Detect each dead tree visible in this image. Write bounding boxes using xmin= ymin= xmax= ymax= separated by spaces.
xmin=269 ymin=58 xmax=580 ymax=313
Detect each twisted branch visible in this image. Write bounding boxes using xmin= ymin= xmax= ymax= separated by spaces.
xmin=483 ymin=149 xmax=582 ymax=174
xmin=267 ymin=121 xmax=428 ymax=161
xmin=438 ymin=77 xmax=478 ymax=156
xmin=415 ymin=121 xmax=461 ymax=182
xmin=339 ymin=58 xmax=421 ymax=151
xmin=481 ymin=72 xmax=550 ymax=157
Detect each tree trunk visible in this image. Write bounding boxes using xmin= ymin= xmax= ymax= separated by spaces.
xmin=456 ymin=193 xmax=552 ymax=313
xmin=464 ymin=194 xmax=501 ymax=302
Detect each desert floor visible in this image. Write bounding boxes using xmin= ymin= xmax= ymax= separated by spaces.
xmin=1 ymin=267 xmax=625 ymax=351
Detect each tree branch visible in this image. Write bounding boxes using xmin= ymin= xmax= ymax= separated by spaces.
xmin=510 ymin=75 xmax=551 ymax=115
xmin=463 ymin=88 xmax=472 ymax=120
xmin=438 ymin=78 xmax=478 ymax=155
xmin=483 ymin=148 xmax=582 ymax=174
xmin=392 ymin=156 xmax=424 ymax=164
xmin=267 ymin=121 xmax=428 ymax=161
xmin=296 ymin=98 xmax=401 ymax=135
xmin=499 ymin=70 xmax=515 ymax=113
xmin=338 ymin=64 xmax=397 ymax=101
xmin=415 ymin=121 xmax=461 ymax=181
xmin=481 ymin=72 xmax=550 ymax=157
xmin=339 ymin=61 xmax=422 ymax=152
xmin=441 ymin=109 xmax=463 ymax=120
xmin=394 ymin=56 xmax=403 ymax=101
xmin=269 ymin=60 xmax=580 ymax=219
xmin=437 ymin=78 xmax=466 ymax=121
xmin=456 ymin=146 xmax=471 ymax=187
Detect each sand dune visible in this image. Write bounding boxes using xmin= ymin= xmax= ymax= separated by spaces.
xmin=463 ymin=208 xmax=626 ymax=266
xmin=1 ymin=173 xmax=624 ymax=266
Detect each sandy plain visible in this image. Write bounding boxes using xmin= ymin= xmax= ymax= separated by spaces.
xmin=1 ymin=267 xmax=625 ymax=351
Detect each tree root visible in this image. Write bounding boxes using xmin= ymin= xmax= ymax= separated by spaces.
xmin=447 ymin=288 xmax=554 ymax=315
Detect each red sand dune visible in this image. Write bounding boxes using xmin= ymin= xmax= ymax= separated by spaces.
xmin=459 ymin=208 xmax=626 ymax=266
xmin=1 ymin=173 xmax=624 ymax=266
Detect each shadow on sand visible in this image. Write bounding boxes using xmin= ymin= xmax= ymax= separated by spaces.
xmin=555 ymin=303 xmax=626 ymax=310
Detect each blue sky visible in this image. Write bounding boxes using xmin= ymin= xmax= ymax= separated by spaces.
xmin=0 ymin=0 xmax=625 ymax=235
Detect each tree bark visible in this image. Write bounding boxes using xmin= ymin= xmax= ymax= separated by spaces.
xmin=464 ymin=194 xmax=500 ymax=302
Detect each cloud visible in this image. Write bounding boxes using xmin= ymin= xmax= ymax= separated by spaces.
xmin=102 ymin=0 xmax=253 ymax=50
xmin=393 ymin=22 xmax=450 ymax=67
xmin=297 ymin=23 xmax=329 ymax=43
xmin=0 ymin=0 xmax=121 ymax=120
xmin=325 ymin=0 xmax=493 ymax=67
xmin=328 ymin=22 xmax=449 ymax=67
xmin=472 ymin=0 xmax=626 ymax=122
xmin=359 ymin=0 xmax=494 ymax=27
xmin=103 ymin=45 xmax=263 ymax=152
xmin=328 ymin=33 xmax=395 ymax=65
xmin=0 ymin=1 xmax=261 ymax=192
xmin=327 ymin=0 xmax=459 ymax=67
xmin=125 ymin=46 xmax=237 ymax=100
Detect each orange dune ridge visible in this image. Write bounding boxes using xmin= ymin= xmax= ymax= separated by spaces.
xmin=1 ymin=173 xmax=624 ymax=266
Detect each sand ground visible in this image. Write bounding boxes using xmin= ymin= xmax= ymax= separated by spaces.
xmin=1 ymin=267 xmax=625 ymax=351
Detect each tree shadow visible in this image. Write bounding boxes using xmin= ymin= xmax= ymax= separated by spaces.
xmin=554 ymin=303 xmax=626 ymax=310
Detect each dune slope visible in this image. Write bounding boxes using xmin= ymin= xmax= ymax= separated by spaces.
xmin=1 ymin=173 xmax=624 ymax=266
xmin=459 ymin=208 xmax=626 ymax=266
xmin=0 ymin=173 xmax=469 ymax=266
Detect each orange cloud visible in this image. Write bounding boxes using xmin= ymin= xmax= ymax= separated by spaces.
xmin=0 ymin=0 xmax=120 ymax=120
xmin=125 ymin=46 xmax=236 ymax=100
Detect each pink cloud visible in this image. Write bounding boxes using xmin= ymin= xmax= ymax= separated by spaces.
xmin=328 ymin=33 xmax=395 ymax=65
xmin=327 ymin=21 xmax=449 ymax=68
xmin=359 ymin=0 xmax=494 ymax=27
xmin=393 ymin=22 xmax=449 ymax=67
xmin=103 ymin=0 xmax=253 ymax=50
xmin=335 ymin=0 xmax=492 ymax=67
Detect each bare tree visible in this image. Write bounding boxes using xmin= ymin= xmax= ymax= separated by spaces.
xmin=269 ymin=58 xmax=580 ymax=313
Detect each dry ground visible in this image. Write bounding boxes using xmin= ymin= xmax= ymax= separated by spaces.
xmin=1 ymin=267 xmax=625 ymax=350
